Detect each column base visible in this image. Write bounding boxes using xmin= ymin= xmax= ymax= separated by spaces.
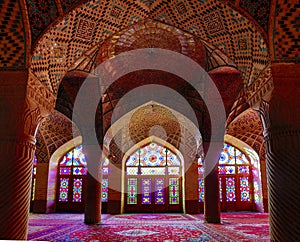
xmin=84 ymin=217 xmax=101 ymax=224
xmin=204 ymin=216 xmax=221 ymax=223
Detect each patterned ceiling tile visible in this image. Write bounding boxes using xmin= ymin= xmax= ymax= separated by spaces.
xmin=29 ymin=0 xmax=270 ymax=96
xmin=26 ymin=0 xmax=59 ymax=43
xmin=60 ymin=0 xmax=83 ymax=13
xmin=272 ymin=0 xmax=300 ymax=61
xmin=35 ymin=110 xmax=80 ymax=163
xmin=105 ymin=104 xmax=200 ymax=163
xmin=30 ymin=0 xmax=148 ymax=93
xmin=239 ymin=0 xmax=271 ymax=32
xmin=0 ymin=0 xmax=26 ymax=69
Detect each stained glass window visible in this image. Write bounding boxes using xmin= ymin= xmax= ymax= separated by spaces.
xmin=197 ymin=157 xmax=204 ymax=202
xmin=219 ymin=165 xmax=235 ymax=174
xmin=57 ymin=146 xmax=110 ymax=210
xmin=238 ymin=166 xmax=249 ymax=174
xmin=126 ymin=141 xmax=182 ymax=208
xmin=199 ymin=143 xmax=253 ymax=207
xmin=102 ymin=158 xmax=109 ymax=203
xmin=73 ymin=167 xmax=87 ymax=175
xmin=198 ymin=178 xmax=204 ymax=202
xmin=235 ymin=149 xmax=249 ymax=164
xmin=58 ymin=146 xmax=86 ymax=204
xmin=169 ymin=178 xmax=179 ymax=204
xmin=73 ymin=178 xmax=82 ymax=202
xmin=126 ymin=142 xmax=180 ymax=167
xmin=168 ymin=167 xmax=180 ymax=175
xmin=59 ymin=178 xmax=69 ymax=202
xmin=73 ymin=145 xmax=87 ymax=166
xmin=102 ymin=178 xmax=108 ymax=202
xmin=155 ymin=178 xmax=165 ymax=204
xmin=60 ymin=151 xmax=73 ymax=166
xmin=126 ymin=167 xmax=139 ymax=175
xmin=226 ymin=177 xmax=236 ymax=202
xmin=142 ymin=178 xmax=151 ymax=204
xmin=219 ymin=178 xmax=222 ymax=202
xmin=141 ymin=167 xmax=165 ymax=175
xmin=240 ymin=177 xmax=250 ymax=201
xmin=219 ymin=144 xmax=235 ymax=165
xmin=60 ymin=167 xmax=71 ymax=175
xmin=128 ymin=178 xmax=137 ymax=204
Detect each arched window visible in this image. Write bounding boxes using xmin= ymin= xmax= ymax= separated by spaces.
xmin=198 ymin=143 xmax=254 ymax=211
xmin=125 ymin=141 xmax=183 ymax=213
xmin=56 ymin=145 xmax=109 ymax=212
xmin=56 ymin=145 xmax=87 ymax=211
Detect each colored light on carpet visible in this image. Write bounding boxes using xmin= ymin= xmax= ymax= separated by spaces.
xmin=28 ymin=212 xmax=270 ymax=241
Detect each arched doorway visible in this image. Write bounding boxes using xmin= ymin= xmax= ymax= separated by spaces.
xmin=55 ymin=144 xmax=110 ymax=212
xmin=218 ymin=143 xmax=253 ymax=211
xmin=198 ymin=143 xmax=256 ymax=211
xmin=124 ymin=141 xmax=184 ymax=213
xmin=56 ymin=145 xmax=87 ymax=211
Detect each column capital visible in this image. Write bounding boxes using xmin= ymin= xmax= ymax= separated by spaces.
xmin=27 ymin=70 xmax=56 ymax=116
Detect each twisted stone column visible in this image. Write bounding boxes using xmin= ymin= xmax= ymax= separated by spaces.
xmin=265 ymin=129 xmax=300 ymax=241
xmin=0 ymin=71 xmax=55 ymax=239
xmin=0 ymin=136 xmax=36 ymax=239
xmin=257 ymin=63 xmax=300 ymax=241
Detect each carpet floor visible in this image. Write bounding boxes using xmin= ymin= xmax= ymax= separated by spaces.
xmin=27 ymin=212 xmax=270 ymax=241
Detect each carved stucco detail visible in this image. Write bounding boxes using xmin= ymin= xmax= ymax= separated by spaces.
xmin=27 ymin=71 xmax=56 ymax=115
xmin=246 ymin=65 xmax=274 ymax=107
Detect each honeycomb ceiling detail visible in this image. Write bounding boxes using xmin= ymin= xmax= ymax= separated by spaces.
xmin=226 ymin=108 xmax=265 ymax=159
xmin=29 ymin=0 xmax=269 ymax=95
xmin=103 ymin=102 xmax=202 ymax=163
xmin=35 ymin=110 xmax=80 ymax=163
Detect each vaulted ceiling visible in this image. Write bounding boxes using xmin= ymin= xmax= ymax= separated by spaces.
xmin=1 ymin=0 xmax=298 ymax=161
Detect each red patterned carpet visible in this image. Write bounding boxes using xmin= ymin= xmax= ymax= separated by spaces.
xmin=28 ymin=213 xmax=269 ymax=241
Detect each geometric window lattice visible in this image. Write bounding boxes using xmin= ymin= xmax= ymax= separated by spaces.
xmin=199 ymin=143 xmax=253 ymax=206
xmin=57 ymin=145 xmax=87 ymax=208
xmin=142 ymin=178 xmax=151 ymax=205
xmin=155 ymin=178 xmax=165 ymax=205
xmin=102 ymin=158 xmax=109 ymax=203
xmin=127 ymin=178 xmax=138 ymax=205
xmin=73 ymin=178 xmax=83 ymax=202
xmin=125 ymin=141 xmax=182 ymax=209
xmin=198 ymin=178 xmax=204 ymax=202
xmin=197 ymin=157 xmax=204 ymax=203
xmin=240 ymin=177 xmax=250 ymax=201
xmin=219 ymin=178 xmax=222 ymax=202
xmin=101 ymin=178 xmax=108 ymax=202
xmin=226 ymin=177 xmax=236 ymax=202
xmin=169 ymin=178 xmax=179 ymax=204
xmin=126 ymin=142 xmax=181 ymax=167
xmin=59 ymin=178 xmax=69 ymax=202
